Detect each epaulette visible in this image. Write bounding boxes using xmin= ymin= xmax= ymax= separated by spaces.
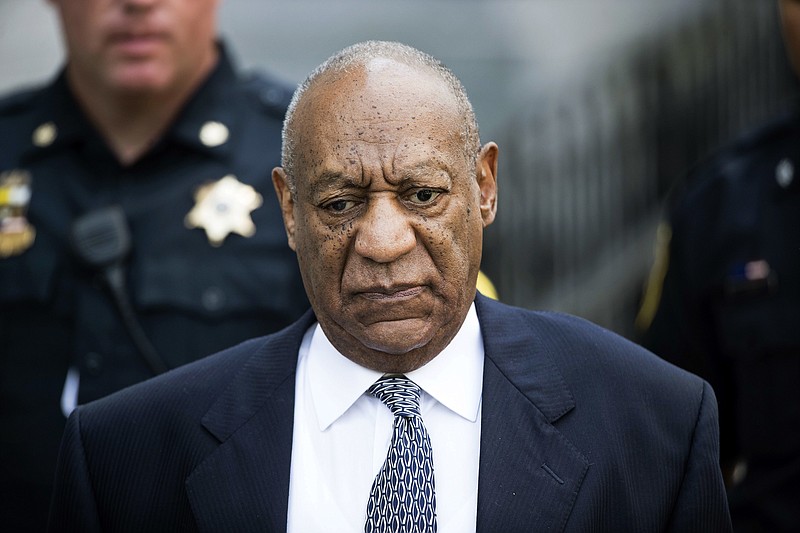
xmin=0 ymin=86 xmax=46 ymax=167
xmin=240 ymin=71 xmax=295 ymax=119
xmin=724 ymin=110 xmax=800 ymax=158
xmin=665 ymin=110 xmax=800 ymax=213
xmin=0 ymin=86 xmax=42 ymax=117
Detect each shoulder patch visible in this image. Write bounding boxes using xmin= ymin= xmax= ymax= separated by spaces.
xmin=635 ymin=223 xmax=672 ymax=333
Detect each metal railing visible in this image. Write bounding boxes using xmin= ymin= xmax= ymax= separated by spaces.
xmin=482 ymin=0 xmax=797 ymax=337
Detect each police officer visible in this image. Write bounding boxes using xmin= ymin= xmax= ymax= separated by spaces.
xmin=637 ymin=2 xmax=800 ymax=530
xmin=0 ymin=1 xmax=307 ymax=530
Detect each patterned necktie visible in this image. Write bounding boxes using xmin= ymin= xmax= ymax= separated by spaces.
xmin=365 ymin=375 xmax=437 ymax=533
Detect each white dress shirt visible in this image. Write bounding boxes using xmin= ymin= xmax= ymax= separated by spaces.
xmin=287 ymin=304 xmax=484 ymax=532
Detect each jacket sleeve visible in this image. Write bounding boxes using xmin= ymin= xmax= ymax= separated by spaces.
xmin=48 ymin=408 xmax=102 ymax=533
xmin=666 ymin=381 xmax=732 ymax=532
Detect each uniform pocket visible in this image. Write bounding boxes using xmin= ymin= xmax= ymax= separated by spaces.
xmin=0 ymin=235 xmax=62 ymax=305
xmin=715 ymin=297 xmax=800 ymax=458
xmin=132 ymin=239 xmax=306 ymax=320
xmin=715 ymin=297 xmax=800 ymax=360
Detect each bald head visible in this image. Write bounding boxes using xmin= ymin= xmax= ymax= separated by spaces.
xmin=281 ymin=41 xmax=480 ymax=192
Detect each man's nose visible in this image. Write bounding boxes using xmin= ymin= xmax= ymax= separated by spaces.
xmin=354 ymin=196 xmax=416 ymax=263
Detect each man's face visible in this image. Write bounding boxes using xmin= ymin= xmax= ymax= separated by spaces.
xmin=50 ymin=0 xmax=219 ymax=94
xmin=273 ymin=59 xmax=498 ymax=373
xmin=781 ymin=0 xmax=800 ymax=77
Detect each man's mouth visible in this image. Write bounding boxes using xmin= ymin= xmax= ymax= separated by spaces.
xmin=108 ymin=31 xmax=167 ymax=55
xmin=358 ymin=286 xmax=425 ymax=300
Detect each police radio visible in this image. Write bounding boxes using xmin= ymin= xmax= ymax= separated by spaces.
xmin=70 ymin=206 xmax=168 ymax=375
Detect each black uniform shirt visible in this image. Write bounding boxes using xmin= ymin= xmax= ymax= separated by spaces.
xmin=0 ymin=46 xmax=308 ymax=531
xmin=640 ymin=112 xmax=800 ymax=532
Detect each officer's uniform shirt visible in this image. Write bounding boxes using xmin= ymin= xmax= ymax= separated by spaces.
xmin=639 ymin=112 xmax=800 ymax=532
xmin=0 ymin=46 xmax=308 ymax=532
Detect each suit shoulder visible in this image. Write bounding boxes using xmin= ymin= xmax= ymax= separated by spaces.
xmin=479 ymin=299 xmax=707 ymax=424
xmin=485 ymin=298 xmax=638 ymax=350
xmin=479 ymin=297 xmax=633 ymax=358
xmin=526 ymin=309 xmax=651 ymax=359
xmin=489 ymin=300 xmax=702 ymax=388
xmin=528 ymin=311 xmax=710 ymax=419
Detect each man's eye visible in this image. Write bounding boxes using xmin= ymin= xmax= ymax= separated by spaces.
xmin=407 ymin=189 xmax=440 ymax=205
xmin=324 ymin=199 xmax=356 ymax=212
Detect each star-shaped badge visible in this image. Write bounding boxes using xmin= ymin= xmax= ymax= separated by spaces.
xmin=185 ymin=175 xmax=263 ymax=247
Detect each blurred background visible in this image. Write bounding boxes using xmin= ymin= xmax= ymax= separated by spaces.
xmin=2 ymin=0 xmax=796 ymax=338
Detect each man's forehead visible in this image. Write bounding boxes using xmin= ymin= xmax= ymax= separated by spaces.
xmin=288 ymin=57 xmax=468 ymax=187
xmin=304 ymin=157 xmax=454 ymax=196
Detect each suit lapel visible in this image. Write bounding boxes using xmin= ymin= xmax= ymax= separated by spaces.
xmin=186 ymin=312 xmax=315 ymax=533
xmin=475 ymin=296 xmax=589 ymax=532
xmin=184 ymin=297 xmax=590 ymax=531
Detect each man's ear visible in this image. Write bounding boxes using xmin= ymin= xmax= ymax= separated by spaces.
xmin=271 ymin=167 xmax=297 ymax=251
xmin=476 ymin=142 xmax=498 ymax=227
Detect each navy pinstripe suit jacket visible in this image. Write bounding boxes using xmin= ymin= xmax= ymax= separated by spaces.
xmin=48 ymin=295 xmax=732 ymax=532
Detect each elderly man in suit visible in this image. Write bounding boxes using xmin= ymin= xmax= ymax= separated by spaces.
xmin=49 ymin=41 xmax=731 ymax=532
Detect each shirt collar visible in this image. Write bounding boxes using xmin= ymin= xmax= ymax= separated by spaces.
xmin=25 ymin=42 xmax=239 ymax=161
xmin=26 ymin=71 xmax=98 ymax=155
xmin=308 ymin=303 xmax=484 ymax=431
xmin=168 ymin=42 xmax=240 ymax=156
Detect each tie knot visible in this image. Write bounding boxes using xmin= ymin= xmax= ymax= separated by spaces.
xmin=368 ymin=375 xmax=422 ymax=418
